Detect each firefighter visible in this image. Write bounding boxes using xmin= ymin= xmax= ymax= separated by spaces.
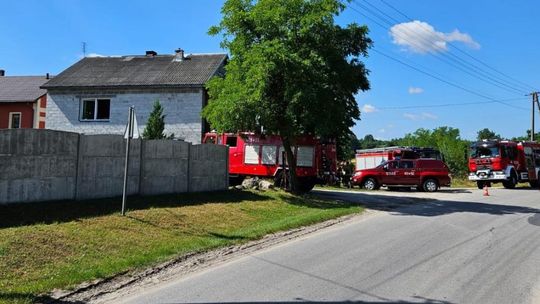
xmin=336 ymin=163 xmax=344 ymax=187
xmin=343 ymin=161 xmax=353 ymax=188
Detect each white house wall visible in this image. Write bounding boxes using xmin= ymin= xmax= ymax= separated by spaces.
xmin=46 ymin=89 xmax=204 ymax=144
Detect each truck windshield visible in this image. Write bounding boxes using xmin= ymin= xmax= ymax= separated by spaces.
xmin=470 ymin=146 xmax=499 ymax=158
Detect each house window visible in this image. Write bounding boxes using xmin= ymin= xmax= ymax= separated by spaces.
xmin=8 ymin=112 xmax=21 ymax=129
xmin=80 ymin=98 xmax=110 ymax=121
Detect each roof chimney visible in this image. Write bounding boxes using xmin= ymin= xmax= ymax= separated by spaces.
xmin=174 ymin=48 xmax=185 ymax=62
xmin=145 ymin=50 xmax=157 ymax=57
xmin=46 ymin=73 xmax=50 ymax=80
xmin=0 ymin=69 xmax=4 ymax=77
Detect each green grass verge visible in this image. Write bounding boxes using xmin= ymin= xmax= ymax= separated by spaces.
xmin=0 ymin=190 xmax=362 ymax=304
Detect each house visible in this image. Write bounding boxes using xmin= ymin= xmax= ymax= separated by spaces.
xmin=41 ymin=49 xmax=227 ymax=143
xmin=0 ymin=70 xmax=49 ymax=129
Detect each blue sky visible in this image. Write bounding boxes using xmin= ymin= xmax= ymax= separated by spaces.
xmin=1 ymin=0 xmax=539 ymax=140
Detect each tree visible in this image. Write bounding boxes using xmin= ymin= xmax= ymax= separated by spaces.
xmin=337 ymin=131 xmax=361 ymax=161
xmin=143 ymin=101 xmax=166 ymax=139
xmin=397 ymin=127 xmax=469 ymax=176
xmin=204 ymin=0 xmax=372 ymax=192
xmin=476 ymin=128 xmax=500 ymax=141
xmin=512 ymin=129 xmax=540 ymax=141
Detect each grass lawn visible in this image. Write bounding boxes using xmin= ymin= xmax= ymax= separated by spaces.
xmin=0 ymin=190 xmax=362 ymax=304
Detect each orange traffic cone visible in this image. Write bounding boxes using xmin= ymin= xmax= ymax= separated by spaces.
xmin=483 ymin=184 xmax=490 ymax=196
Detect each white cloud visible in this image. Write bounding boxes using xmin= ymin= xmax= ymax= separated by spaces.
xmin=390 ymin=20 xmax=480 ymax=54
xmin=421 ymin=112 xmax=438 ymax=120
xmin=378 ymin=128 xmax=386 ymax=133
xmin=403 ymin=112 xmax=438 ymax=121
xmin=361 ymin=104 xmax=378 ymax=113
xmin=87 ymin=53 xmax=106 ymax=58
xmin=408 ymin=87 xmax=424 ymax=94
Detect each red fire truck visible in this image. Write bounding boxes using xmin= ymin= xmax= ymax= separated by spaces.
xmin=355 ymin=146 xmax=441 ymax=170
xmin=468 ymin=140 xmax=540 ymax=189
xmin=203 ymin=132 xmax=337 ymax=192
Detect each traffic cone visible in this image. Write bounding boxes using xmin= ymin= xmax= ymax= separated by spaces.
xmin=483 ymin=184 xmax=490 ymax=196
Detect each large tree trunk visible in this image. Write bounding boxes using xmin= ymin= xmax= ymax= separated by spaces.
xmin=281 ymin=135 xmax=299 ymax=193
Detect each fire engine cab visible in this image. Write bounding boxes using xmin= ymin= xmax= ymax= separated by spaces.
xmin=468 ymin=140 xmax=540 ymax=189
xmin=203 ymin=132 xmax=337 ymax=192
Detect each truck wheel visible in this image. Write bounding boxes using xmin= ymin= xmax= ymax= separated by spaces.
xmin=476 ymin=181 xmax=484 ymax=189
xmin=362 ymin=178 xmax=379 ymax=190
xmin=297 ymin=178 xmax=316 ymax=193
xmin=423 ymin=178 xmax=439 ymax=192
xmin=502 ymin=173 xmax=517 ymax=189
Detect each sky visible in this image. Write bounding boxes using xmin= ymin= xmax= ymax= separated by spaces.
xmin=1 ymin=0 xmax=539 ymax=140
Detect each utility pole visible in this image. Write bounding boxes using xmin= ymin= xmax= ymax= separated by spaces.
xmin=532 ymin=92 xmax=540 ymax=141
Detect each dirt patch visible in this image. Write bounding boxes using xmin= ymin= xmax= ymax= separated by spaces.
xmin=47 ymin=210 xmax=379 ymax=304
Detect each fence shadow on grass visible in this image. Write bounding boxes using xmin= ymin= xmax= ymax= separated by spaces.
xmin=0 ymin=190 xmax=270 ymax=229
xmin=277 ymin=193 xmax=360 ymax=210
xmin=0 ymin=292 xmax=87 ymax=304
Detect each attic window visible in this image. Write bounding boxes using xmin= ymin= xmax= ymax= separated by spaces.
xmin=80 ymin=98 xmax=110 ymax=121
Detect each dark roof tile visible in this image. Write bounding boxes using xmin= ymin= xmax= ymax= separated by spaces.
xmin=0 ymin=76 xmax=49 ymax=102
xmin=42 ymin=54 xmax=227 ymax=89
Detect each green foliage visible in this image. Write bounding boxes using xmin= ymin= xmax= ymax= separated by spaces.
xmin=143 ymin=100 xmax=166 ymax=140
xmin=355 ymin=134 xmax=398 ymax=150
xmin=204 ymin=0 xmax=373 ymax=135
xmin=204 ymin=0 xmax=372 ymax=191
xmin=337 ymin=131 xmax=359 ymax=161
xmin=476 ymin=128 xmax=501 ymax=141
xmin=512 ymin=129 xmax=540 ymax=141
xmin=396 ymin=127 xmax=469 ymax=176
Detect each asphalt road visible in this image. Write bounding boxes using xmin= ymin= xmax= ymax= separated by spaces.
xmin=116 ymin=187 xmax=540 ymax=304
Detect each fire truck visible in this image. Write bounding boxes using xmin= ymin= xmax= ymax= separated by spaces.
xmin=468 ymin=140 xmax=540 ymax=189
xmin=355 ymin=146 xmax=441 ymax=170
xmin=203 ymin=132 xmax=337 ymax=192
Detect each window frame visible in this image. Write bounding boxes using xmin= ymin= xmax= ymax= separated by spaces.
xmin=8 ymin=112 xmax=22 ymax=129
xmin=79 ymin=98 xmax=111 ymax=121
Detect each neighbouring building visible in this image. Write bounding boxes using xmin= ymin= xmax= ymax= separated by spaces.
xmin=41 ymin=49 xmax=227 ymax=143
xmin=0 ymin=70 xmax=49 ymax=129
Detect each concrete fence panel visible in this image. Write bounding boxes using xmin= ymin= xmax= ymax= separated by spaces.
xmin=0 ymin=129 xmax=79 ymax=203
xmin=140 ymin=140 xmax=190 ymax=195
xmin=76 ymin=135 xmax=141 ymax=200
xmin=189 ymin=144 xmax=228 ymax=192
xmin=0 ymin=129 xmax=228 ymax=204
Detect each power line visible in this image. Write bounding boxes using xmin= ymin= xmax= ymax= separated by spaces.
xmin=376 ymin=97 xmax=528 ymax=110
xmin=342 ymin=1 xmax=530 ymax=111
xmin=360 ymin=0 xmax=529 ymax=94
xmin=350 ymin=0 xmax=526 ymax=95
xmin=370 ymin=48 xmax=529 ymax=111
xmin=377 ymin=0 xmax=538 ymax=92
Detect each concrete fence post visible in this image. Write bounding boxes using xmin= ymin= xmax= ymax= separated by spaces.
xmin=187 ymin=143 xmax=191 ymax=193
xmin=138 ymin=139 xmax=144 ymax=196
xmin=74 ymin=133 xmax=84 ymax=200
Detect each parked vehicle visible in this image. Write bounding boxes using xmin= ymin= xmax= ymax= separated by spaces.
xmin=355 ymin=146 xmax=441 ymax=170
xmin=468 ymin=140 xmax=540 ymax=189
xmin=203 ymin=132 xmax=337 ymax=192
xmin=351 ymin=158 xmax=451 ymax=192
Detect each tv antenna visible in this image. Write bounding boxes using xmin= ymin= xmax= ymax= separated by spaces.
xmin=82 ymin=42 xmax=87 ymax=57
